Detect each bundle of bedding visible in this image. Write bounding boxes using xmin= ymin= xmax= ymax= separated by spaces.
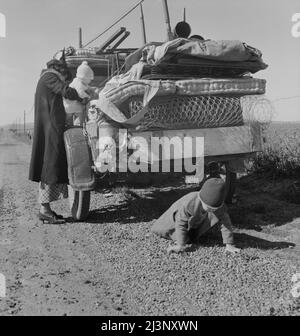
xmin=90 ymin=38 xmax=268 ymax=131
xmin=125 ymin=38 xmax=268 ymax=78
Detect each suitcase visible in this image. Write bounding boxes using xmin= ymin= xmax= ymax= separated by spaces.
xmin=64 ymin=127 xmax=95 ymax=191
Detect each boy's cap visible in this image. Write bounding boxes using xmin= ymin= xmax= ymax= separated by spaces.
xmin=199 ymin=178 xmax=226 ymax=208
xmin=207 ymin=161 xmax=219 ymax=171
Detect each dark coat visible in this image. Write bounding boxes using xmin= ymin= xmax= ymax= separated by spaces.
xmin=29 ymin=70 xmax=81 ymax=184
xmin=151 ymin=191 xmax=234 ymax=245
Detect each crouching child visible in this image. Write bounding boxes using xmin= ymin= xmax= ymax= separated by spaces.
xmin=151 ymin=178 xmax=241 ymax=254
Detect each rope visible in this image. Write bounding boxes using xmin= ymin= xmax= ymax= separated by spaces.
xmin=97 ymin=61 xmax=126 ymax=89
xmin=83 ymin=0 xmax=145 ymax=48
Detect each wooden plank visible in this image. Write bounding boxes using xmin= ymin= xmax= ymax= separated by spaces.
xmin=92 ymin=125 xmax=262 ymax=174
xmin=204 ymin=152 xmax=256 ymax=163
xmin=131 ymin=125 xmax=262 ymax=159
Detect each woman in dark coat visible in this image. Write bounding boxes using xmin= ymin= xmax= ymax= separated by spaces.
xmin=29 ymin=58 xmax=85 ymax=223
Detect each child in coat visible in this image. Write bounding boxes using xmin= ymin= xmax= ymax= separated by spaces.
xmin=63 ymin=61 xmax=94 ymax=126
xmin=151 ymin=178 xmax=241 ymax=254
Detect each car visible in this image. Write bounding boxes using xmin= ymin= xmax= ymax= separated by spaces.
xmin=62 ymin=0 xmax=267 ymax=220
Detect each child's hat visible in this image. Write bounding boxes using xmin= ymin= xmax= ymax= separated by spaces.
xmin=76 ymin=61 xmax=94 ymax=82
xmin=199 ymin=178 xmax=226 ymax=208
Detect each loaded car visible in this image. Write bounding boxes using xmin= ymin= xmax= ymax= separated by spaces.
xmin=63 ymin=20 xmax=269 ymax=221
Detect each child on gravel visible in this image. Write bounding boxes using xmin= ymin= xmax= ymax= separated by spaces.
xmin=151 ymin=178 xmax=241 ymax=254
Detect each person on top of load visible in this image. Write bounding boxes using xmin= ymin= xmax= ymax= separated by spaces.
xmin=151 ymin=178 xmax=241 ymax=254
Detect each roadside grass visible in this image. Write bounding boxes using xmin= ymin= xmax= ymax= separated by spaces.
xmin=249 ymin=122 xmax=300 ymax=178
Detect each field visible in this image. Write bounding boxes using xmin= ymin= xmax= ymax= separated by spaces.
xmin=251 ymin=121 xmax=300 ymax=178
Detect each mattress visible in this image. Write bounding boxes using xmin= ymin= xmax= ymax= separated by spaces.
xmin=105 ymin=80 xmax=176 ymax=106
xmin=105 ymin=77 xmax=266 ymax=106
xmin=176 ymin=78 xmax=266 ymax=96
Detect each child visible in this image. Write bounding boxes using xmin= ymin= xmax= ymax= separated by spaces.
xmin=85 ymin=100 xmax=124 ymax=171
xmin=151 ymin=178 xmax=241 ymax=254
xmin=63 ymin=61 xmax=94 ymax=126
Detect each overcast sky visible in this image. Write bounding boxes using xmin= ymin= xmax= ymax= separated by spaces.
xmin=0 ymin=0 xmax=300 ymax=126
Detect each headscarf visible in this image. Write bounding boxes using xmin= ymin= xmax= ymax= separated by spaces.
xmin=46 ymin=49 xmax=72 ymax=80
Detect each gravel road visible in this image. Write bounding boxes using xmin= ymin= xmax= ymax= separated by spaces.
xmin=0 ymin=130 xmax=299 ymax=316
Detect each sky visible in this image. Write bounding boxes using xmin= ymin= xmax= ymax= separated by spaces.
xmin=0 ymin=0 xmax=300 ymax=126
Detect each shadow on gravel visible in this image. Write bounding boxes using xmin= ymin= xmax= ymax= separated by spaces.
xmin=228 ymin=195 xmax=300 ymax=229
xmin=234 ymin=233 xmax=295 ymax=250
xmin=88 ymin=175 xmax=299 ymax=256
xmin=192 ymin=231 xmax=295 ymax=251
xmin=89 ymin=185 xmax=199 ymax=224
xmin=228 ymin=175 xmax=300 ymax=229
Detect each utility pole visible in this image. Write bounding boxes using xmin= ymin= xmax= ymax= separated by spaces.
xmin=140 ymin=3 xmax=147 ymax=44
xmin=161 ymin=0 xmax=173 ymax=41
xmin=79 ymin=27 xmax=83 ymax=48
xmin=24 ymin=110 xmax=26 ymax=134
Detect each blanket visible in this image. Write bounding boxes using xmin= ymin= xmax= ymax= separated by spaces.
xmin=125 ymin=38 xmax=267 ymax=70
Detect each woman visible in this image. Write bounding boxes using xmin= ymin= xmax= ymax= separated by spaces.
xmin=29 ymin=57 xmax=87 ymax=224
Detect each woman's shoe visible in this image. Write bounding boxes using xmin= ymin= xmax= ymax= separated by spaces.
xmin=38 ymin=212 xmax=66 ymax=224
xmin=52 ymin=212 xmax=64 ymax=220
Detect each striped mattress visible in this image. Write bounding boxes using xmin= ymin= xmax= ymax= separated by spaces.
xmin=105 ymin=77 xmax=266 ymax=106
